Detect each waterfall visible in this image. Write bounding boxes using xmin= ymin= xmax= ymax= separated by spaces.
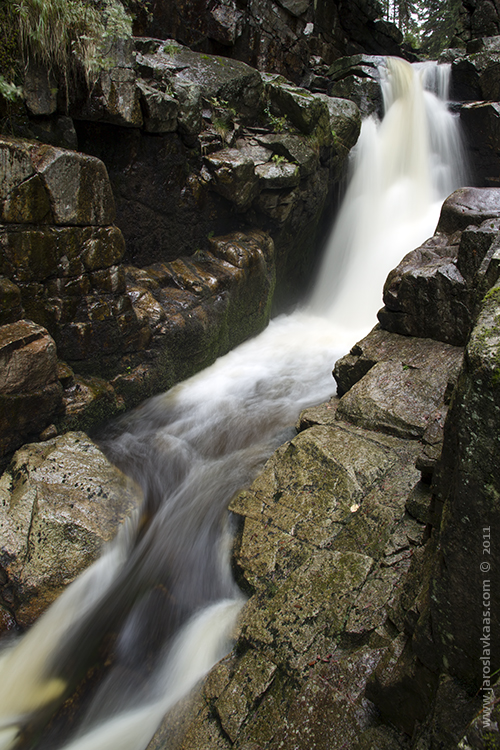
xmin=0 ymin=58 xmax=466 ymax=750
xmin=309 ymin=57 xmax=466 ymax=337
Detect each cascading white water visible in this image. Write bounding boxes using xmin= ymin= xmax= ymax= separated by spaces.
xmin=0 ymin=58 xmax=466 ymax=750
xmin=309 ymin=58 xmax=466 ymax=337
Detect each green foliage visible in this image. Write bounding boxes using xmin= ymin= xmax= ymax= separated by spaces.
xmin=381 ymin=0 xmax=462 ymax=55
xmin=271 ymin=154 xmax=287 ymax=165
xmin=0 ymin=1 xmax=21 ymax=84
xmin=0 ymin=75 xmax=23 ymax=101
xmin=163 ymin=42 xmax=183 ymax=55
xmin=212 ymin=116 xmax=230 ymax=137
xmin=0 ymin=0 xmax=133 ymax=105
xmin=264 ymin=105 xmax=287 ymax=133
xmin=15 ymin=0 xmax=132 ymax=82
xmin=483 ymin=731 xmax=500 ymax=750
xmin=419 ymin=0 xmax=462 ymax=56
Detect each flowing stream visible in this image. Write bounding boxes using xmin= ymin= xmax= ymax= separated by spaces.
xmin=0 ymin=58 xmax=466 ymax=750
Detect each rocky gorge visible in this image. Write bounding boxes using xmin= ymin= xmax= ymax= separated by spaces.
xmin=0 ymin=2 xmax=499 ymax=750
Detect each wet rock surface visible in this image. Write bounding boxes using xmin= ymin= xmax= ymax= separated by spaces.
xmin=422 ymin=280 xmax=500 ymax=688
xmin=1 ymin=20 xmax=500 ymax=750
xmin=460 ymin=101 xmax=500 ymax=187
xmin=0 ymin=432 xmax=141 ymax=632
xmin=0 ymin=133 xmax=279 ymax=453
xmin=70 ymin=39 xmax=362 ymax=310
xmin=327 ymin=54 xmax=386 ymax=117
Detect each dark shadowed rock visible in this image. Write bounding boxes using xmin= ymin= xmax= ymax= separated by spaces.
xmin=23 ymin=61 xmax=58 ymax=117
xmin=0 ymin=321 xmax=62 ymax=457
xmin=0 ymin=278 xmax=23 ymax=325
xmin=452 ymin=51 xmax=500 ymax=101
xmin=423 ymin=281 xmax=500 ymax=689
xmin=460 ymin=101 xmax=500 ymax=187
xmin=366 ymin=636 xmax=439 ymax=735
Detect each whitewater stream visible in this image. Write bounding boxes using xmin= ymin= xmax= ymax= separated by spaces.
xmin=0 ymin=58 xmax=466 ymax=750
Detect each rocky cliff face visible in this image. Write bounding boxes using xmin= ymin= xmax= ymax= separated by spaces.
xmin=130 ymin=0 xmax=405 ymax=85
xmin=449 ymin=35 xmax=500 ymax=187
xmin=456 ymin=0 xmax=500 ymax=47
xmin=69 ymin=38 xmax=361 ymax=311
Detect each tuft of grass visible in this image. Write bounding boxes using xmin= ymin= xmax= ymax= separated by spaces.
xmin=264 ymin=104 xmax=287 ymax=132
xmin=0 ymin=0 xmax=133 ymax=107
xmin=0 ymin=74 xmax=22 ymax=101
xmin=16 ymin=0 xmax=132 ymax=82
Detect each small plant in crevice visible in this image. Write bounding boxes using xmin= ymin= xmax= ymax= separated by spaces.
xmin=271 ymin=153 xmax=287 ymax=165
xmin=264 ymin=104 xmax=287 ymax=133
xmin=212 ymin=116 xmax=231 ymax=139
xmin=0 ymin=75 xmax=22 ymax=102
xmin=162 ymin=42 xmax=182 ymax=56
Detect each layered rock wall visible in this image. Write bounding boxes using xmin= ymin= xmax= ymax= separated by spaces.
xmin=69 ymin=39 xmax=361 ymax=310
xmin=130 ymin=0 xmax=405 ymax=85
xmin=0 ymin=133 xmax=280 ymax=459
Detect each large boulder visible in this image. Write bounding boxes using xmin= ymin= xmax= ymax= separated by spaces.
xmin=0 ymin=137 xmax=115 ymax=226
xmin=0 ymin=432 xmax=141 ymax=631
xmin=334 ymin=329 xmax=463 ymax=441
xmin=264 ymin=75 xmax=331 ymax=136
